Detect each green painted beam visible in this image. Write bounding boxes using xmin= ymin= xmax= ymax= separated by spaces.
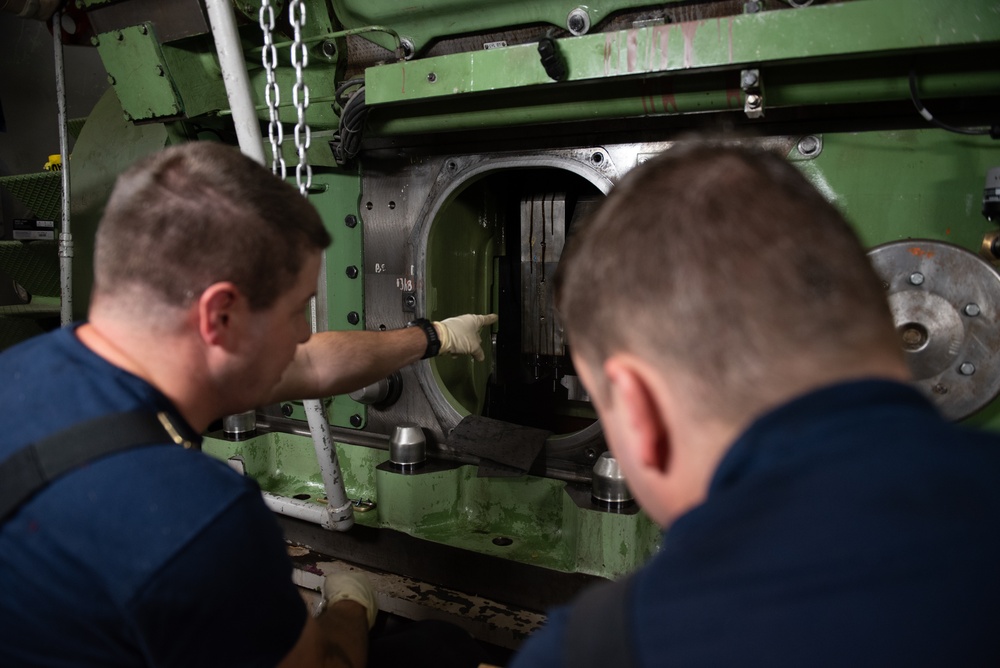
xmin=366 ymin=0 xmax=1000 ymax=107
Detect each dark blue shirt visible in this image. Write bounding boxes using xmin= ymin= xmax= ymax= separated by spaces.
xmin=0 ymin=326 xmax=306 ymax=666
xmin=512 ymin=380 xmax=1000 ymax=667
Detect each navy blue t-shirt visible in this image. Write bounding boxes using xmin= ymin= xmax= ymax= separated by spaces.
xmin=511 ymin=380 xmax=1000 ymax=667
xmin=0 ymin=325 xmax=306 ymax=666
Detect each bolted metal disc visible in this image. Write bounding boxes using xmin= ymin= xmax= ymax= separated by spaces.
xmin=868 ymin=240 xmax=1000 ymax=421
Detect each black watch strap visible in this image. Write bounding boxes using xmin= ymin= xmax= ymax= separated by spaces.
xmin=407 ymin=318 xmax=441 ymax=359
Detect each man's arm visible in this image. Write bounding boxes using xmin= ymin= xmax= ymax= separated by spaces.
xmin=278 ymin=601 xmax=369 ymax=668
xmin=279 ymin=571 xmax=378 ymax=668
xmin=270 ymin=328 xmax=426 ymax=402
xmin=269 ymin=314 xmax=498 ymax=402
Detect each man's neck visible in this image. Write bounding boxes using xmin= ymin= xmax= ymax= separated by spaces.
xmin=76 ymin=316 xmax=216 ymax=433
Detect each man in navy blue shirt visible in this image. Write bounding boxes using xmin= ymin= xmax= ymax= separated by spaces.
xmin=0 ymin=141 xmax=494 ymax=667
xmin=511 ymin=142 xmax=1000 ymax=667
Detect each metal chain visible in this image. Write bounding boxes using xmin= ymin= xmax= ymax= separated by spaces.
xmin=259 ymin=0 xmax=286 ymax=179
xmin=289 ymin=0 xmax=312 ymax=195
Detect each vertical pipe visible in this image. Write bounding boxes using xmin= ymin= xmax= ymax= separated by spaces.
xmin=206 ymin=0 xmax=354 ymax=531
xmin=52 ymin=11 xmax=73 ymax=325
xmin=204 ymin=0 xmax=266 ymax=165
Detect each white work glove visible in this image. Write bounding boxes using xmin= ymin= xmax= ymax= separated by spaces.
xmin=321 ymin=570 xmax=379 ymax=629
xmin=433 ymin=314 xmax=498 ymax=362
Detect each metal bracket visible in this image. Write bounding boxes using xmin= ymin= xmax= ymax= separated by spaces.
xmin=741 ymin=67 xmax=764 ymax=119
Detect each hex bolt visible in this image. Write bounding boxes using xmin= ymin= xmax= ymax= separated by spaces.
xmin=347 ymin=311 xmax=360 ymax=325
xmin=932 ymin=384 xmax=949 ymax=395
xmin=746 ymin=94 xmax=761 ymax=109
xmin=115 ymin=31 xmax=124 ymax=41
xmin=740 ymin=69 xmax=758 ymax=90
xmin=797 ymin=135 xmax=821 ymax=157
xmin=90 ymin=36 xmax=100 ymax=46
xmin=345 ymin=265 xmax=359 ymax=279
xmin=960 ymin=362 xmax=977 ymax=376
xmin=403 ymin=294 xmax=416 ymax=309
xmin=567 ymin=7 xmax=590 ymax=35
xmin=909 ymin=272 xmax=925 ymax=286
xmin=107 ymin=74 xmax=116 ymax=85
xmin=321 ymin=40 xmax=337 ymax=58
xmin=345 ymin=214 xmax=358 ymax=228
xmin=427 ymin=72 xmax=437 ymax=83
xmin=964 ymin=303 xmax=981 ymax=317
xmin=281 ymin=403 xmax=294 ymax=417
xmin=155 ymin=65 xmax=164 ymax=76
xmin=350 ymin=414 xmax=363 ymax=428
xmin=139 ymin=25 xmax=148 ymax=35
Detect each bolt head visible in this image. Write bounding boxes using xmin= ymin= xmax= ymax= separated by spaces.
xmin=350 ymin=414 xmax=363 ymax=428
xmin=909 ymin=272 xmax=925 ymax=286
xmin=426 ymin=72 xmax=437 ymax=83
xmin=746 ymin=94 xmax=761 ymax=108
xmin=346 ymin=265 xmax=359 ymax=279
xmin=798 ymin=135 xmax=821 ymax=157
xmin=345 ymin=214 xmax=358 ymax=228
xmin=741 ymin=70 xmax=758 ymax=89
xmin=964 ymin=303 xmax=981 ymax=317
xmin=960 ymin=362 xmax=977 ymax=376
xmin=347 ymin=311 xmax=360 ymax=325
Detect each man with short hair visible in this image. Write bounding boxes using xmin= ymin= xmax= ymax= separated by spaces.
xmin=0 ymin=141 xmax=495 ymax=667
xmin=510 ymin=142 xmax=1000 ymax=666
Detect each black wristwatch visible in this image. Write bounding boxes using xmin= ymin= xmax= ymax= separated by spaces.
xmin=407 ymin=318 xmax=441 ymax=359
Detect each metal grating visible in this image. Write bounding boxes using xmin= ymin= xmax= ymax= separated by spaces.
xmin=0 ymin=241 xmax=59 ymax=297
xmin=0 ymin=171 xmax=62 ymax=221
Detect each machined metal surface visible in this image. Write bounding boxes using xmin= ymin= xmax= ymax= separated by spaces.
xmin=361 ymin=146 xmax=622 ymax=470
xmin=591 ymin=451 xmax=633 ymax=505
xmin=389 ymin=423 xmax=426 ymax=468
xmin=868 ymin=240 xmax=1000 ymax=421
xmin=520 ymin=194 xmax=567 ymax=357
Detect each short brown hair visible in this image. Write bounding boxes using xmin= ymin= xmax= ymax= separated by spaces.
xmin=94 ymin=141 xmax=330 ymax=310
xmin=555 ymin=141 xmax=901 ymax=419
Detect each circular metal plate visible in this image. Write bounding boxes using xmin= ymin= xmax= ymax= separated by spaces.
xmin=868 ymin=240 xmax=1000 ymax=421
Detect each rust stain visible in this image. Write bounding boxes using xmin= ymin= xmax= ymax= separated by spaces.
xmin=627 ymin=29 xmax=638 ymax=72
xmin=681 ymin=21 xmax=700 ymax=69
xmin=728 ymin=17 xmax=734 ymax=63
xmin=725 ymin=71 xmax=742 ymax=108
xmin=657 ymin=24 xmax=670 ymax=70
xmin=908 ymin=247 xmax=936 ymax=258
xmin=945 ymin=228 xmax=952 ymax=235
xmin=646 ymin=23 xmax=654 ymax=71
xmin=604 ymin=33 xmax=613 ymax=76
xmin=660 ymin=77 xmax=678 ymax=113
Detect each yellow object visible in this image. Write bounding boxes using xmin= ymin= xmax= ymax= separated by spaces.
xmin=43 ymin=154 xmax=62 ymax=171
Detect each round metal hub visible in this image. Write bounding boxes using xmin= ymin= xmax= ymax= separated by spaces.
xmin=868 ymin=240 xmax=1000 ymax=420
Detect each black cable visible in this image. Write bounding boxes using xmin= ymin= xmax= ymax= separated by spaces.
xmin=908 ymin=69 xmax=991 ymax=136
xmin=331 ymin=85 xmax=368 ymax=165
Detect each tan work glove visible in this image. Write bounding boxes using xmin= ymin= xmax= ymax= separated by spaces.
xmin=321 ymin=570 xmax=379 ymax=629
xmin=433 ymin=314 xmax=498 ymax=362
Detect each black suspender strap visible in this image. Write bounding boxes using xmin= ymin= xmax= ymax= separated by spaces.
xmin=564 ymin=575 xmax=638 ymax=668
xmin=0 ymin=410 xmax=181 ymax=523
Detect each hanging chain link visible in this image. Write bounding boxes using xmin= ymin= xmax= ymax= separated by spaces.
xmin=259 ymin=0 xmax=286 ymax=179
xmin=289 ymin=0 xmax=312 ymax=195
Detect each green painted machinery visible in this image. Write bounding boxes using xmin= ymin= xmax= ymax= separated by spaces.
xmin=21 ymin=0 xmax=1000 ymax=625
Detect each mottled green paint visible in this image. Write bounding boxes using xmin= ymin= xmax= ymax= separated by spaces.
xmin=366 ymin=0 xmax=1000 ymax=106
xmin=791 ymin=128 xmax=1000 ymax=432
xmin=204 ymin=431 xmax=659 ymax=577
xmin=97 ymin=24 xmax=183 ymax=121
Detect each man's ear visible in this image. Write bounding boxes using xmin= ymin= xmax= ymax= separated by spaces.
xmin=198 ymin=282 xmax=241 ymax=347
xmin=604 ymin=355 xmax=671 ymax=474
